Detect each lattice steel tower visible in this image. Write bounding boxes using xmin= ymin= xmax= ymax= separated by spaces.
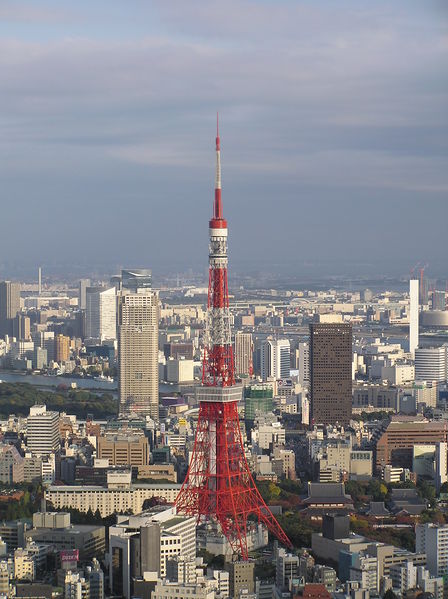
xmin=175 ymin=117 xmax=291 ymax=559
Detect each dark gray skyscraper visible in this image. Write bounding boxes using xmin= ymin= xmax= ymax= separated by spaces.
xmin=0 ymin=281 xmax=21 ymax=339
xmin=310 ymin=322 xmax=352 ymax=425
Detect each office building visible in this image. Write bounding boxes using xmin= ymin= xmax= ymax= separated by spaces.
xmin=310 ymin=323 xmax=352 ymax=425
xmin=26 ymin=405 xmax=60 ymax=456
xmin=32 ymin=330 xmax=55 ymax=362
xmin=0 ymin=444 xmax=24 ymax=484
xmin=409 ymin=279 xmax=419 ymax=356
xmin=78 ymin=278 xmax=91 ymax=310
xmin=97 ymin=433 xmax=149 ymax=466
xmin=65 ymin=571 xmax=90 ymax=599
xmin=55 ymin=334 xmax=70 ymax=363
xmin=375 ymin=419 xmax=448 ymax=472
xmin=13 ymin=314 xmax=30 ymax=341
xmin=0 ymin=280 xmax=21 ymax=338
xmin=121 ymin=268 xmax=152 ymax=292
xmin=260 ymin=338 xmax=290 ymax=381
xmin=225 ymin=561 xmax=255 ymax=598
xmin=163 ymin=342 xmax=194 ymax=360
xmin=165 ymin=357 xmax=194 ymax=383
xmin=85 ymin=286 xmax=117 ymax=342
xmin=109 ymin=507 xmax=195 ymax=598
xmin=118 ymin=290 xmax=159 ymax=420
xmin=234 ymin=331 xmax=253 ymax=377
xmin=415 ymin=346 xmax=447 ymax=382
xmin=45 ymin=472 xmax=180 ymax=516
xmin=244 ymin=385 xmax=274 ymax=426
xmin=26 ymin=513 xmax=105 ymax=561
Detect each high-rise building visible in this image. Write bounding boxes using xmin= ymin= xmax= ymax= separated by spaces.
xmin=298 ymin=341 xmax=310 ymax=387
xmin=55 ymin=334 xmax=70 ymax=363
xmin=121 ymin=268 xmax=152 ymax=292
xmin=0 ymin=281 xmax=21 ymax=339
xmin=85 ymin=287 xmax=117 ymax=342
xmin=409 ymin=279 xmax=419 ymax=356
xmin=260 ymin=338 xmax=290 ymax=381
xmin=415 ymin=346 xmax=447 ymax=382
xmin=26 ymin=405 xmax=60 ymax=456
xmin=310 ymin=323 xmax=352 ymax=425
xmin=432 ymin=290 xmax=446 ymax=311
xmin=416 ymin=523 xmax=448 ymax=581
xmin=13 ymin=314 xmax=30 ymax=341
xmin=78 ymin=278 xmax=91 ymax=310
xmin=118 ymin=290 xmax=159 ymax=420
xmin=32 ymin=331 xmax=55 ymax=362
xmin=234 ymin=331 xmax=253 ymax=377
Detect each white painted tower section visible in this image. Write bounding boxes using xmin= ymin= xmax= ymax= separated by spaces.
xmin=409 ymin=278 xmax=419 ymax=357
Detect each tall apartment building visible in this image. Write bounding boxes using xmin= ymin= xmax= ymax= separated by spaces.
xmin=0 ymin=281 xmax=21 ymax=338
xmin=310 ymin=323 xmax=352 ymax=425
xmin=55 ymin=334 xmax=70 ymax=363
xmin=415 ymin=346 xmax=447 ymax=382
xmin=85 ymin=286 xmax=117 ymax=342
xmin=26 ymin=405 xmax=60 ymax=456
xmin=260 ymin=338 xmax=290 ymax=381
xmin=298 ymin=341 xmax=310 ymax=387
xmin=234 ymin=331 xmax=253 ymax=377
xmin=409 ymin=279 xmax=419 ymax=356
xmin=416 ymin=523 xmax=448 ymax=581
xmin=118 ymin=290 xmax=159 ymax=420
xmin=78 ymin=278 xmax=91 ymax=310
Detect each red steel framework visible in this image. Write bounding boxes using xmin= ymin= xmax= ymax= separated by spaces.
xmin=175 ymin=116 xmax=291 ymax=559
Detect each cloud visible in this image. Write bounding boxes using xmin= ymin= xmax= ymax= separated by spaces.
xmin=0 ymin=1 xmax=447 ymax=273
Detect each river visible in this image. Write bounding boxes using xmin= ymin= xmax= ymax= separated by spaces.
xmin=0 ymin=371 xmax=182 ymax=395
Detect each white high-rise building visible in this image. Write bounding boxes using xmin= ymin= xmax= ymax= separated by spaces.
xmin=298 ymin=341 xmax=310 ymax=387
xmin=416 ymin=523 xmax=448 ymax=580
xmin=78 ymin=278 xmax=91 ymax=310
xmin=415 ymin=346 xmax=447 ymax=383
xmin=260 ymin=338 xmax=290 ymax=381
xmin=26 ymin=405 xmax=60 ymax=456
xmin=85 ymin=286 xmax=117 ymax=342
xmin=409 ymin=279 xmax=419 ymax=356
xmin=118 ymin=290 xmax=159 ymax=420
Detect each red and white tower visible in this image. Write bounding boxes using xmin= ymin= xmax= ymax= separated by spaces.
xmin=175 ymin=117 xmax=291 ymax=559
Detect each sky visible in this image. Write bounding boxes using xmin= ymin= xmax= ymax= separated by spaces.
xmin=0 ymin=0 xmax=447 ymax=279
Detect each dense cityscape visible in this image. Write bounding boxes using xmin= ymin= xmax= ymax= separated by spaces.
xmin=1 ymin=2 xmax=447 ymax=599
xmin=0 ymin=122 xmax=448 ymax=599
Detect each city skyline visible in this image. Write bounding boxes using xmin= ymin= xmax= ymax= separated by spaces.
xmin=1 ymin=1 xmax=447 ymax=277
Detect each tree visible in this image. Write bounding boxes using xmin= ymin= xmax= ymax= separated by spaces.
xmin=383 ymin=589 xmax=398 ymax=599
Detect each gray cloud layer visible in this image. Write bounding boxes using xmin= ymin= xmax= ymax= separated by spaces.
xmin=0 ymin=1 xmax=447 ymax=277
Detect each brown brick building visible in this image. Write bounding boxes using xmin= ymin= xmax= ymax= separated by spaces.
xmin=310 ymin=323 xmax=352 ymax=425
xmin=374 ymin=419 xmax=448 ymax=472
